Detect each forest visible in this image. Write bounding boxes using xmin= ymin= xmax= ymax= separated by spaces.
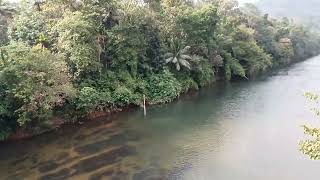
xmin=1 ymin=0 xmax=320 ymax=140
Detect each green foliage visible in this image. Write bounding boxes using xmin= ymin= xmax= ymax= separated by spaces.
xmin=192 ymin=57 xmax=215 ymax=87
xmin=10 ymin=4 xmax=46 ymax=46
xmin=76 ymin=87 xmax=112 ymax=114
xmin=300 ymin=125 xmax=320 ymax=160
xmin=0 ymin=44 xmax=75 ymax=127
xmin=178 ymin=4 xmax=219 ymax=59
xmin=146 ymin=71 xmax=182 ymax=104
xmin=300 ymin=93 xmax=320 ymax=160
xmin=107 ymin=25 xmax=146 ymax=77
xmin=241 ymin=3 xmax=320 ymax=67
xmin=113 ymin=86 xmax=140 ymax=106
xmin=176 ymin=73 xmax=199 ymax=93
xmin=276 ymin=40 xmax=294 ymax=65
xmin=223 ymin=52 xmax=246 ymax=80
xmin=55 ymin=11 xmax=100 ymax=78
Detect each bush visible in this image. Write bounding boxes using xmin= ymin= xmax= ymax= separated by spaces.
xmin=146 ymin=71 xmax=182 ymax=104
xmin=76 ymin=87 xmax=113 ymax=114
xmin=193 ymin=59 xmax=215 ymax=87
xmin=0 ymin=100 xmax=14 ymax=140
xmin=176 ymin=74 xmax=199 ymax=93
xmin=112 ymin=86 xmax=140 ymax=106
xmin=0 ymin=44 xmax=75 ymax=127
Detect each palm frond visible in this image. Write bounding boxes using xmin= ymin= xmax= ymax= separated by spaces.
xmin=180 ymin=54 xmax=192 ymax=60
xmin=176 ymin=63 xmax=180 ymax=71
xmin=180 ymin=46 xmax=191 ymax=54
xmin=165 ymin=57 xmax=173 ymax=63
xmin=164 ymin=52 xmax=173 ymax=58
xmin=179 ymin=59 xmax=191 ymax=69
xmin=172 ymin=57 xmax=178 ymax=63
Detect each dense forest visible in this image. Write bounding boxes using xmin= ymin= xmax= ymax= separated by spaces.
xmin=1 ymin=0 xmax=320 ymax=140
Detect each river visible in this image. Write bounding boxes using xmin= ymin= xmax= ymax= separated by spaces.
xmin=1 ymin=56 xmax=320 ymax=180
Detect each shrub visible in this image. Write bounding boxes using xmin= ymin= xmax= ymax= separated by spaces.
xmin=0 ymin=44 xmax=75 ymax=127
xmin=193 ymin=59 xmax=215 ymax=87
xmin=76 ymin=87 xmax=113 ymax=114
xmin=176 ymin=74 xmax=199 ymax=93
xmin=146 ymin=71 xmax=182 ymax=104
xmin=113 ymin=86 xmax=141 ymax=106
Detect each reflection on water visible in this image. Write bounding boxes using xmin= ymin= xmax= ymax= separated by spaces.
xmin=1 ymin=57 xmax=320 ymax=180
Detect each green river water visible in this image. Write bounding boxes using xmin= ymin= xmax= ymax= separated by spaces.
xmin=1 ymin=56 xmax=320 ymax=180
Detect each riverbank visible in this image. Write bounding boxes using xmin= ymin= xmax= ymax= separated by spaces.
xmin=6 ymin=55 xmax=318 ymax=142
xmin=7 ymin=106 xmax=136 ymax=141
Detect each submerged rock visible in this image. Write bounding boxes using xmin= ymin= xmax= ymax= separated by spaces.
xmin=38 ymin=168 xmax=71 ymax=180
xmin=133 ymin=168 xmax=168 ymax=180
xmin=89 ymin=168 xmax=114 ymax=180
xmin=38 ymin=161 xmax=59 ymax=173
xmin=54 ymin=152 xmax=69 ymax=161
xmin=111 ymin=171 xmax=129 ymax=180
xmin=72 ymin=145 xmax=136 ymax=175
xmin=74 ymin=133 xmax=129 ymax=155
xmin=37 ymin=145 xmax=137 ymax=179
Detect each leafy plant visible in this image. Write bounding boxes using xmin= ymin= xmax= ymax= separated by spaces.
xmin=146 ymin=70 xmax=182 ymax=104
xmin=76 ymin=87 xmax=112 ymax=114
xmin=300 ymin=92 xmax=320 ymax=160
xmin=0 ymin=44 xmax=75 ymax=126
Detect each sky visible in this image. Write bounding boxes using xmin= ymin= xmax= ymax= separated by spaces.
xmin=238 ymin=0 xmax=258 ymax=4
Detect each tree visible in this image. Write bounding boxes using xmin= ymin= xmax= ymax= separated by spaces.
xmin=55 ymin=11 xmax=101 ymax=78
xmin=10 ymin=3 xmax=47 ymax=46
xmin=178 ymin=4 xmax=219 ymax=60
xmin=0 ymin=43 xmax=75 ymax=127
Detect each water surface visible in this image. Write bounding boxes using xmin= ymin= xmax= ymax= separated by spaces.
xmin=1 ymin=57 xmax=320 ymax=180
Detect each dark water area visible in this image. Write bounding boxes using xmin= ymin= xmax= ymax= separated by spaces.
xmin=1 ymin=56 xmax=320 ymax=180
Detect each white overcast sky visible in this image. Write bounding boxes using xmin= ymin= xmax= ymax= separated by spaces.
xmin=238 ymin=0 xmax=258 ymax=4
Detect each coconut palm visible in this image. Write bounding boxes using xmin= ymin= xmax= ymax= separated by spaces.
xmin=165 ymin=46 xmax=194 ymax=71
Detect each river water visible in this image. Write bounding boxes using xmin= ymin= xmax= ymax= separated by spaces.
xmin=1 ymin=57 xmax=320 ymax=180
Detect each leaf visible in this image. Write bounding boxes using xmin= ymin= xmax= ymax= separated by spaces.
xmin=180 ymin=46 xmax=191 ymax=54
xmin=172 ymin=57 xmax=178 ymax=63
xmin=179 ymin=59 xmax=191 ymax=69
xmin=180 ymin=54 xmax=192 ymax=60
xmin=164 ymin=52 xmax=173 ymax=58
xmin=176 ymin=63 xmax=180 ymax=71
xmin=165 ymin=57 xmax=173 ymax=63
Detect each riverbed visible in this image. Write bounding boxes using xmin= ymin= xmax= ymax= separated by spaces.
xmin=1 ymin=57 xmax=320 ymax=180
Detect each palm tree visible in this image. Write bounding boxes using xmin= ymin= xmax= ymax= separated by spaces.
xmin=165 ymin=46 xmax=194 ymax=71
